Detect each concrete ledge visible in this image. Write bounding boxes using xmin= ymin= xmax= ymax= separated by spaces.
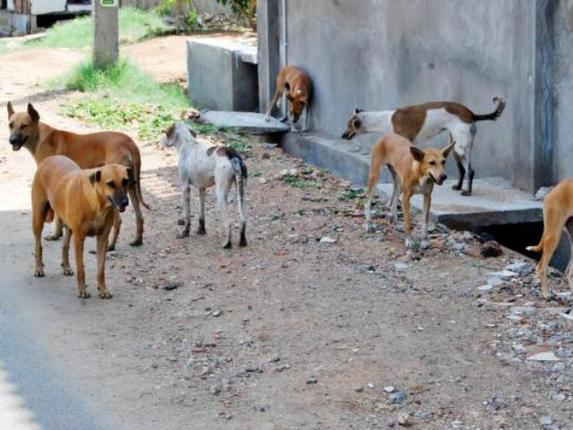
xmin=281 ymin=133 xmax=542 ymax=229
xmin=187 ymin=35 xmax=258 ymax=112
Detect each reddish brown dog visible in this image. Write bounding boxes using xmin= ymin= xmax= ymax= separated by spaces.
xmin=32 ymin=155 xmax=132 ymax=298
xmin=527 ymin=179 xmax=573 ymax=300
xmin=7 ymin=102 xmax=149 ymax=249
xmin=265 ymin=66 xmax=312 ymax=132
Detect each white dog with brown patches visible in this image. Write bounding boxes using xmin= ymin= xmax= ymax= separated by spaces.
xmin=342 ymin=97 xmax=506 ymax=196
xmin=163 ymin=122 xmax=247 ymax=249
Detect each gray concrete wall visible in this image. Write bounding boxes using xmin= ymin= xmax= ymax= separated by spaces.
xmin=275 ymin=0 xmax=540 ymax=191
xmin=552 ymin=0 xmax=573 ymax=183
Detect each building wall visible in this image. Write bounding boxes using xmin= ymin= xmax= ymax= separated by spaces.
xmin=278 ymin=0 xmax=541 ymax=190
xmin=552 ymin=0 xmax=573 ymax=183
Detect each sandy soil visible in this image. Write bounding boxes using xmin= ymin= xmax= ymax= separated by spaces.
xmin=1 ymin=35 xmax=572 ymax=430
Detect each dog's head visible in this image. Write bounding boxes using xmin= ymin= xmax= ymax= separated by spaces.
xmin=162 ymin=121 xmax=197 ymax=148
xmin=89 ymin=164 xmax=133 ymax=213
xmin=341 ymin=108 xmax=364 ymax=140
xmin=410 ymin=142 xmax=455 ymax=186
xmin=7 ymin=102 xmax=40 ymax=152
xmin=285 ymin=83 xmax=308 ymax=123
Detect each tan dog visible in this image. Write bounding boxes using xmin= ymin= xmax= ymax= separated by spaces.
xmin=265 ymin=66 xmax=312 ymax=132
xmin=364 ymin=133 xmax=455 ymax=249
xmin=32 ymin=155 xmax=132 ymax=298
xmin=342 ymin=97 xmax=506 ymax=196
xmin=7 ymin=102 xmax=149 ymax=249
xmin=526 ymin=179 xmax=573 ymax=300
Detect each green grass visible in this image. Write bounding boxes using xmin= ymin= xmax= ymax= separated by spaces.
xmin=22 ymin=7 xmax=171 ymax=50
xmin=58 ymin=60 xmax=187 ymax=142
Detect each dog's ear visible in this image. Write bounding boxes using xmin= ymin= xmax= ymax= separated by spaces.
xmin=353 ymin=118 xmax=362 ymax=129
xmin=284 ymin=82 xmax=291 ymax=93
xmin=410 ymin=146 xmax=425 ymax=162
xmin=7 ymin=101 xmax=14 ymax=118
xmin=27 ymin=103 xmax=40 ymax=123
xmin=207 ymin=146 xmax=217 ymax=156
xmin=442 ymin=141 xmax=456 ymax=158
xmin=89 ymin=170 xmax=102 ymax=185
xmin=354 ymin=108 xmax=364 ymax=114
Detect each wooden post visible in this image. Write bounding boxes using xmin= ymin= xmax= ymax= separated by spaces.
xmin=93 ymin=0 xmax=119 ymax=68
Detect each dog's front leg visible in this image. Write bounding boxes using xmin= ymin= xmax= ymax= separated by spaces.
xmin=422 ymin=192 xmax=431 ymax=241
xmin=177 ymin=182 xmax=191 ymax=238
xmin=197 ymin=187 xmax=207 ymax=234
xmin=107 ymin=212 xmax=121 ymax=251
xmin=33 ymin=211 xmax=45 ymax=277
xmin=61 ymin=227 xmax=74 ymax=276
xmin=463 ymin=156 xmax=475 ymax=196
xmin=73 ymin=233 xmax=90 ymax=298
xmin=44 ymin=216 xmax=63 ymax=241
xmin=216 ymin=181 xmax=232 ymax=248
xmin=96 ymin=229 xmax=112 ymax=299
xmin=402 ymin=191 xmax=415 ymax=249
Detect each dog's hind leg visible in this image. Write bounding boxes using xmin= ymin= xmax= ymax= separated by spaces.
xmin=197 ymin=187 xmax=207 ymax=235
xmin=536 ymin=207 xmax=563 ymax=300
xmin=32 ymin=207 xmax=45 ymax=277
xmin=128 ymin=186 xmax=144 ymax=246
xmin=365 ymin=148 xmax=384 ymax=232
xmin=44 ymin=216 xmax=63 ymax=241
xmin=452 ymin=152 xmax=465 ymax=191
xmin=107 ymin=212 xmax=121 ymax=251
xmin=61 ymin=227 xmax=73 ymax=276
xmin=216 ymin=176 xmax=233 ymax=249
xmin=565 ymin=219 xmax=573 ymax=292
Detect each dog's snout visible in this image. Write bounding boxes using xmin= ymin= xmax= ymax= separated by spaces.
xmin=437 ymin=174 xmax=448 ymax=185
xmin=9 ymin=134 xmax=20 ymax=144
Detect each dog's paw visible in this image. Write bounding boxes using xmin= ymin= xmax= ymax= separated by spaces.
xmin=451 ymin=184 xmax=462 ymax=191
xmin=44 ymin=234 xmax=61 ymax=241
xmin=78 ymin=290 xmax=91 ymax=299
xmin=176 ymin=230 xmax=190 ymax=239
xmin=177 ymin=218 xmax=185 ymax=226
xmin=461 ymin=190 xmax=472 ymax=196
xmin=405 ymin=237 xmax=416 ymax=250
xmin=264 ymin=116 xmax=271 ymax=123
xmin=107 ymin=244 xmax=116 ymax=252
xmin=98 ymin=290 xmax=113 ymax=299
xmin=196 ymin=227 xmax=206 ymax=235
xmin=222 ymin=241 xmax=232 ymax=249
xmin=129 ymin=238 xmax=143 ymax=247
xmin=62 ymin=266 xmax=74 ymax=276
xmin=34 ymin=269 xmax=45 ymax=278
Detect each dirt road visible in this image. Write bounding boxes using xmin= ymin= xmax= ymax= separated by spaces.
xmin=1 ymin=36 xmax=572 ymax=430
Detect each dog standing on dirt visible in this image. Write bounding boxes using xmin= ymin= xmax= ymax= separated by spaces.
xmin=265 ymin=66 xmax=312 ymax=132
xmin=7 ymin=102 xmax=149 ymax=249
xmin=32 ymin=155 xmax=132 ymax=298
xmin=526 ymin=179 xmax=573 ymax=300
xmin=163 ymin=122 xmax=247 ymax=249
xmin=342 ymin=97 xmax=506 ymax=196
xmin=364 ymin=133 xmax=455 ymax=249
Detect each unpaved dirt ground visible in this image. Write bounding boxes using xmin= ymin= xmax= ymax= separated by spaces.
xmin=1 ymin=36 xmax=572 ymax=430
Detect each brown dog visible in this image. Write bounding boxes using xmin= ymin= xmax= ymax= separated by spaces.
xmin=365 ymin=133 xmax=454 ymax=249
xmin=265 ymin=66 xmax=312 ymax=132
xmin=7 ymin=102 xmax=149 ymax=249
xmin=32 ymin=155 xmax=132 ymax=298
xmin=526 ymin=179 xmax=573 ymax=300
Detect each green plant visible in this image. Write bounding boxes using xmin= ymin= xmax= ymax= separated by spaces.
xmin=186 ymin=7 xmax=198 ymax=30
xmin=338 ymin=188 xmax=365 ymax=201
xmin=56 ymin=60 xmax=187 ymax=142
xmin=282 ymin=174 xmax=320 ymax=190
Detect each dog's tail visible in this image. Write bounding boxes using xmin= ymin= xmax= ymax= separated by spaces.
xmin=471 ymin=96 xmax=506 ymax=122
xmin=229 ymin=149 xmax=248 ymax=246
xmin=131 ymin=143 xmax=151 ymax=211
xmin=526 ymin=241 xmax=543 ymax=253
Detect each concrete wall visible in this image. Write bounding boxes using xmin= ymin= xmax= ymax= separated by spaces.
xmin=552 ymin=0 xmax=573 ymax=183
xmin=267 ymin=0 xmax=546 ymax=191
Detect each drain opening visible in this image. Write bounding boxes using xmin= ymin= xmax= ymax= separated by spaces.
xmin=478 ymin=222 xmax=571 ymax=272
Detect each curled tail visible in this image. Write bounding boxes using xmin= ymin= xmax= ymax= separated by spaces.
xmin=471 ymin=96 xmax=506 ymax=122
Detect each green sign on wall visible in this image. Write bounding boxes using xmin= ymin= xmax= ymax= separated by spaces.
xmin=101 ymin=0 xmax=118 ymax=6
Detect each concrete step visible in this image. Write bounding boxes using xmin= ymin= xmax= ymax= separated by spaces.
xmin=200 ymin=111 xmax=289 ymax=134
xmin=281 ymin=133 xmax=542 ymax=228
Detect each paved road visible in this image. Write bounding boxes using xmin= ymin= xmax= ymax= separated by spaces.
xmin=0 ymin=184 xmax=115 ymax=430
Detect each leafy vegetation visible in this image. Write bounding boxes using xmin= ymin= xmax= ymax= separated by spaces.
xmin=57 ymin=60 xmax=187 ymax=142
